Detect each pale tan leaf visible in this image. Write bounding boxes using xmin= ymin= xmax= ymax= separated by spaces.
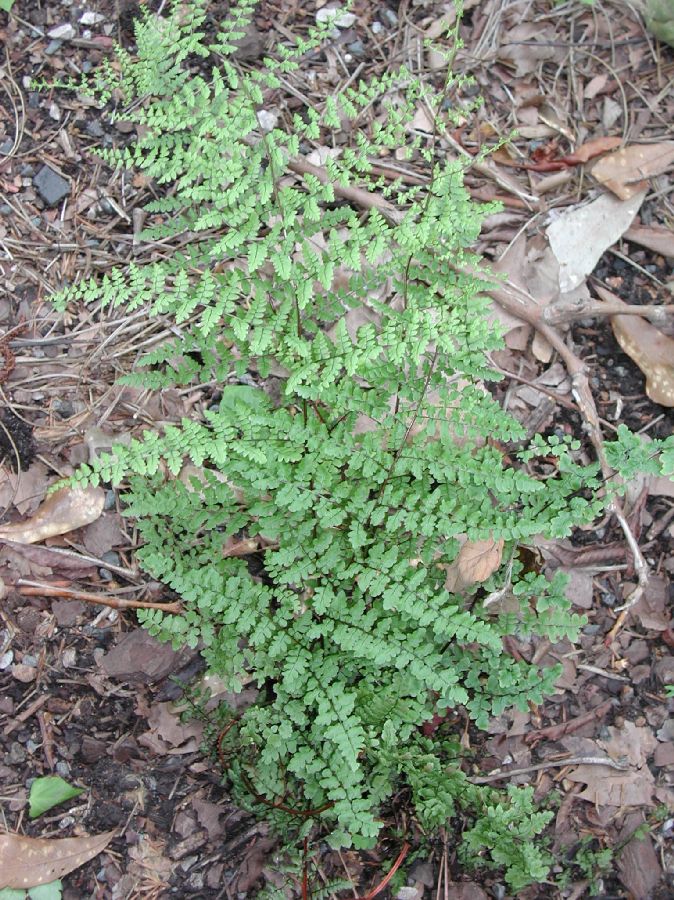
xmin=457 ymin=537 xmax=504 ymax=585
xmin=546 ymin=191 xmax=645 ymax=292
xmin=0 ymin=486 xmax=105 ymax=544
xmin=591 ymin=141 xmax=674 ymax=199
xmin=0 ymin=830 xmax=115 ymax=889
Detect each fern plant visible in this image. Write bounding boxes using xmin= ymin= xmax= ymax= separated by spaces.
xmin=53 ymin=0 xmax=672 ymax=888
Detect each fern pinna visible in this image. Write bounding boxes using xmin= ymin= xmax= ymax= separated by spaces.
xmin=53 ymin=0 xmax=673 ymax=888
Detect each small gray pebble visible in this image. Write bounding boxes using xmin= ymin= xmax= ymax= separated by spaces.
xmin=104 ymin=489 xmax=116 ymax=510
xmin=380 ymin=8 xmax=398 ymax=26
xmin=9 ymin=743 xmax=27 ymax=764
xmin=22 ymin=654 xmax=38 ymax=666
xmin=0 ymin=205 xmax=12 ymax=216
xmin=53 ymin=398 xmax=74 ymax=419
xmin=347 ymin=39 xmax=365 ymax=56
xmin=101 ymin=550 xmax=121 ymax=567
xmin=86 ymin=119 xmax=104 ymax=138
xmin=55 ymin=760 xmax=71 ymax=777
xmin=33 ymin=164 xmax=71 ymax=206
xmin=98 ymin=567 xmax=113 ymax=582
xmin=44 ymin=39 xmax=64 ymax=55
xmin=0 ymin=140 xmax=13 ymax=155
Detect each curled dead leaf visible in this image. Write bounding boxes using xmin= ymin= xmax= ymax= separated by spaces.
xmin=0 ymin=486 xmax=105 ymax=545
xmin=0 ymin=830 xmax=115 ymax=889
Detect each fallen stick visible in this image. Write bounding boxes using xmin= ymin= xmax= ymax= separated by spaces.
xmin=16 ymin=579 xmax=182 ymax=614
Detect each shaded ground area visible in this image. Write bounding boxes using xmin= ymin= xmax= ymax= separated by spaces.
xmin=0 ymin=0 xmax=673 ymax=896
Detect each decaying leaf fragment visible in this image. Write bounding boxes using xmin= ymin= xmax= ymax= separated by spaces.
xmin=0 ymin=486 xmax=105 ymax=545
xmin=0 ymin=830 xmax=115 ymax=889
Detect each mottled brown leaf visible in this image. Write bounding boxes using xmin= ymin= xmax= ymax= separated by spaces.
xmin=611 ymin=314 xmax=674 ymax=406
xmin=0 ymin=830 xmax=115 ymax=889
xmin=591 ymin=141 xmax=674 ymax=199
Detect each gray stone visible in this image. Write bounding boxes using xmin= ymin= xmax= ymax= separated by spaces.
xmin=86 ymin=119 xmax=104 ymax=138
xmin=33 ymin=164 xmax=70 ymax=206
xmin=0 ymin=140 xmax=13 ymax=155
xmin=44 ymin=40 xmax=63 ymax=55
xmin=48 ymin=23 xmax=76 ymax=40
xmin=101 ymin=550 xmax=121 ymax=566
xmin=80 ymin=11 xmax=105 ymax=25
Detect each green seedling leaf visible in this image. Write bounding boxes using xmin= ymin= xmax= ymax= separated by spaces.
xmin=0 ymin=0 xmax=16 ymax=11
xmin=0 ymin=881 xmax=63 ymax=900
xmin=28 ymin=776 xmax=84 ymax=819
xmin=218 ymin=384 xmax=270 ymax=414
xmin=27 ymin=883 xmax=62 ymax=900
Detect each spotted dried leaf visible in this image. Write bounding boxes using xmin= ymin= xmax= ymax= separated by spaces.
xmin=0 ymin=831 xmax=115 ymax=890
xmin=591 ymin=141 xmax=674 ymax=199
xmin=611 ymin=315 xmax=674 ymax=406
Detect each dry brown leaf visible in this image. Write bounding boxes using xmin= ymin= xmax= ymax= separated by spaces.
xmin=631 ymin=575 xmax=670 ymax=632
xmin=593 ymin=284 xmax=674 ymax=405
xmin=611 ymin=315 xmax=674 ymax=406
xmin=138 ymin=701 xmax=204 ymax=754
xmin=625 ymin=223 xmax=674 ymax=258
xmin=617 ymin=812 xmax=662 ymax=900
xmin=591 ymin=141 xmax=674 ymax=199
xmin=567 ymin=763 xmax=655 ymax=807
xmin=0 ymin=830 xmax=115 ymax=889
xmin=0 ymin=486 xmax=105 ymax=545
xmin=584 ymin=74 xmax=609 ymax=99
xmin=601 ymin=720 xmax=657 ymax=767
xmin=565 ymin=722 xmax=658 ymax=808
xmin=498 ymin=23 xmax=558 ymax=77
xmin=457 ymin=537 xmax=505 ymax=584
xmin=566 ymin=135 xmax=622 ymax=163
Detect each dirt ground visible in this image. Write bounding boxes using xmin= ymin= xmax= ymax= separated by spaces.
xmin=0 ymin=0 xmax=673 ymax=897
